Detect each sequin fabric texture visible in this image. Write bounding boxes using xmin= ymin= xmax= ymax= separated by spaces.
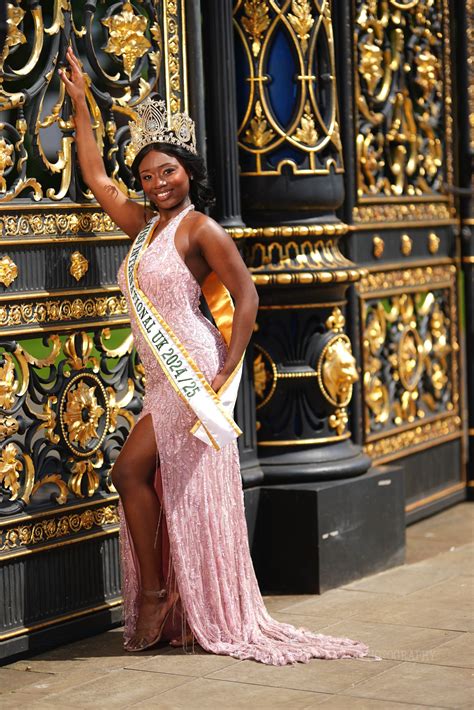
xmin=117 ymin=205 xmax=370 ymax=665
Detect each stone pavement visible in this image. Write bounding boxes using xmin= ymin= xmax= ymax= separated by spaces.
xmin=1 ymin=502 xmax=473 ymax=709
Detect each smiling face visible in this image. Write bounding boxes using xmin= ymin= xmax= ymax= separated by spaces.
xmin=138 ymin=149 xmax=191 ymax=210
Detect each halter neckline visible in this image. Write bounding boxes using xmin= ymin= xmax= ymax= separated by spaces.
xmin=148 ymin=203 xmax=194 ymax=246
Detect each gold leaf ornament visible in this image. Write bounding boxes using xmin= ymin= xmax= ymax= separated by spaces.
xmin=359 ymin=32 xmax=384 ymax=94
xmin=242 ymin=0 xmax=271 ymax=57
xmin=0 ymin=138 xmax=14 ymax=191
xmin=102 ymin=2 xmax=152 ymax=78
xmin=287 ymin=0 xmax=314 ymax=54
xmin=295 ymin=102 xmax=318 ymax=146
xmin=0 ymin=442 xmax=22 ymax=499
xmin=0 ymin=353 xmax=18 ymax=409
xmin=244 ymin=101 xmax=275 ymax=148
xmin=2 ymin=4 xmax=26 ymax=63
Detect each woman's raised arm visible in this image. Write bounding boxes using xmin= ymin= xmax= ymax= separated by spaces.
xmin=60 ymin=47 xmax=146 ymax=239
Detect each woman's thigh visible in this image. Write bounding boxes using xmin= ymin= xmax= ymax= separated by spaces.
xmin=112 ymin=413 xmax=159 ymax=491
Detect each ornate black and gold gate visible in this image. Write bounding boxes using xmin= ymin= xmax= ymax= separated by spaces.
xmin=0 ymin=0 xmax=471 ymax=662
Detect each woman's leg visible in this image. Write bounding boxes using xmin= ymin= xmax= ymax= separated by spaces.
xmin=112 ymin=414 xmax=177 ymax=649
xmin=112 ymin=413 xmax=163 ymax=591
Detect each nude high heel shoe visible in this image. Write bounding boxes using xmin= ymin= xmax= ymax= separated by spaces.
xmin=125 ymin=588 xmax=178 ymax=652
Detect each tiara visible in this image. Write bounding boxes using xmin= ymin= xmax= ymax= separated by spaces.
xmin=128 ymin=97 xmax=197 ymax=164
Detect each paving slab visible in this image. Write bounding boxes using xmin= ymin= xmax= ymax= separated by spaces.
xmin=403 ymin=575 xmax=474 ymax=610
xmin=207 ymin=658 xmax=399 ymax=695
xmin=277 ymin=589 xmax=395 ymax=619
xmin=264 ymin=594 xmax=315 ymax=613
xmin=414 ymin=543 xmax=474 ymax=576
xmin=317 ymin=620 xmax=461 ymax=662
xmin=12 ymin=668 xmax=195 ymax=709
xmin=351 ymin=594 xmax=474 ymax=632
xmin=421 ymin=632 xmax=474 ymax=669
xmin=0 ymin=667 xmax=55 ymax=694
xmin=340 ymin=660 xmax=474 ymax=707
xmin=130 ymin=677 xmax=331 ymax=710
xmin=342 ymin=563 xmax=455 ymax=596
xmin=405 ymin=537 xmax=457 ymax=564
xmin=1 ymin=666 xmax=112 ymax=698
xmin=124 ymin=645 xmax=240 ymax=677
xmin=271 ymin=611 xmax=347 ymax=633
xmin=316 ymin=697 xmax=447 ymax=710
xmin=0 ymin=691 xmax=58 ymax=710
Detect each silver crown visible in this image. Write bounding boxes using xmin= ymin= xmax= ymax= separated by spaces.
xmin=128 ymin=97 xmax=197 ymax=164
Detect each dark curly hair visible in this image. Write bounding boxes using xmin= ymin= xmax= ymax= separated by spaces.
xmin=131 ymin=142 xmax=215 ymax=212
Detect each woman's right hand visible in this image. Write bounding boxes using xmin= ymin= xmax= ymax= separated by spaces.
xmin=59 ymin=47 xmax=87 ymax=105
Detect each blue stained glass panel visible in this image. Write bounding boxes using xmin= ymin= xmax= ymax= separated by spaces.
xmin=266 ymin=28 xmax=298 ymax=127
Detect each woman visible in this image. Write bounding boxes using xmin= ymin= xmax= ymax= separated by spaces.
xmin=60 ymin=48 xmax=369 ymax=665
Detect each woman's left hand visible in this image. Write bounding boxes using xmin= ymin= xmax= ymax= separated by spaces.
xmin=211 ymin=372 xmax=228 ymax=393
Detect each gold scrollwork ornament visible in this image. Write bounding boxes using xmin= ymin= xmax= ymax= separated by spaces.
xmin=68 ymin=455 xmax=102 ymax=499
xmin=31 ymin=474 xmax=68 ymax=505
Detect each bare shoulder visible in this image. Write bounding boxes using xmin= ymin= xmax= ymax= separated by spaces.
xmin=187 ymin=212 xmax=231 ymax=246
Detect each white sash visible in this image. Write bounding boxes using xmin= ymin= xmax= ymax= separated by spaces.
xmin=125 ymin=214 xmax=243 ymax=450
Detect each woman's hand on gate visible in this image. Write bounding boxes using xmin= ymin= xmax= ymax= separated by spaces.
xmin=59 ymin=47 xmax=87 ymax=105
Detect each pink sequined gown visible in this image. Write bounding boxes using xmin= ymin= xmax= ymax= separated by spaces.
xmin=117 ymin=205 xmax=369 ymax=665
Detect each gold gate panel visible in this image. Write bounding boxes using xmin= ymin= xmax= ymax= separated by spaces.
xmin=0 ymin=1 xmax=188 ymax=524
xmin=353 ymin=0 xmax=454 ymax=225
